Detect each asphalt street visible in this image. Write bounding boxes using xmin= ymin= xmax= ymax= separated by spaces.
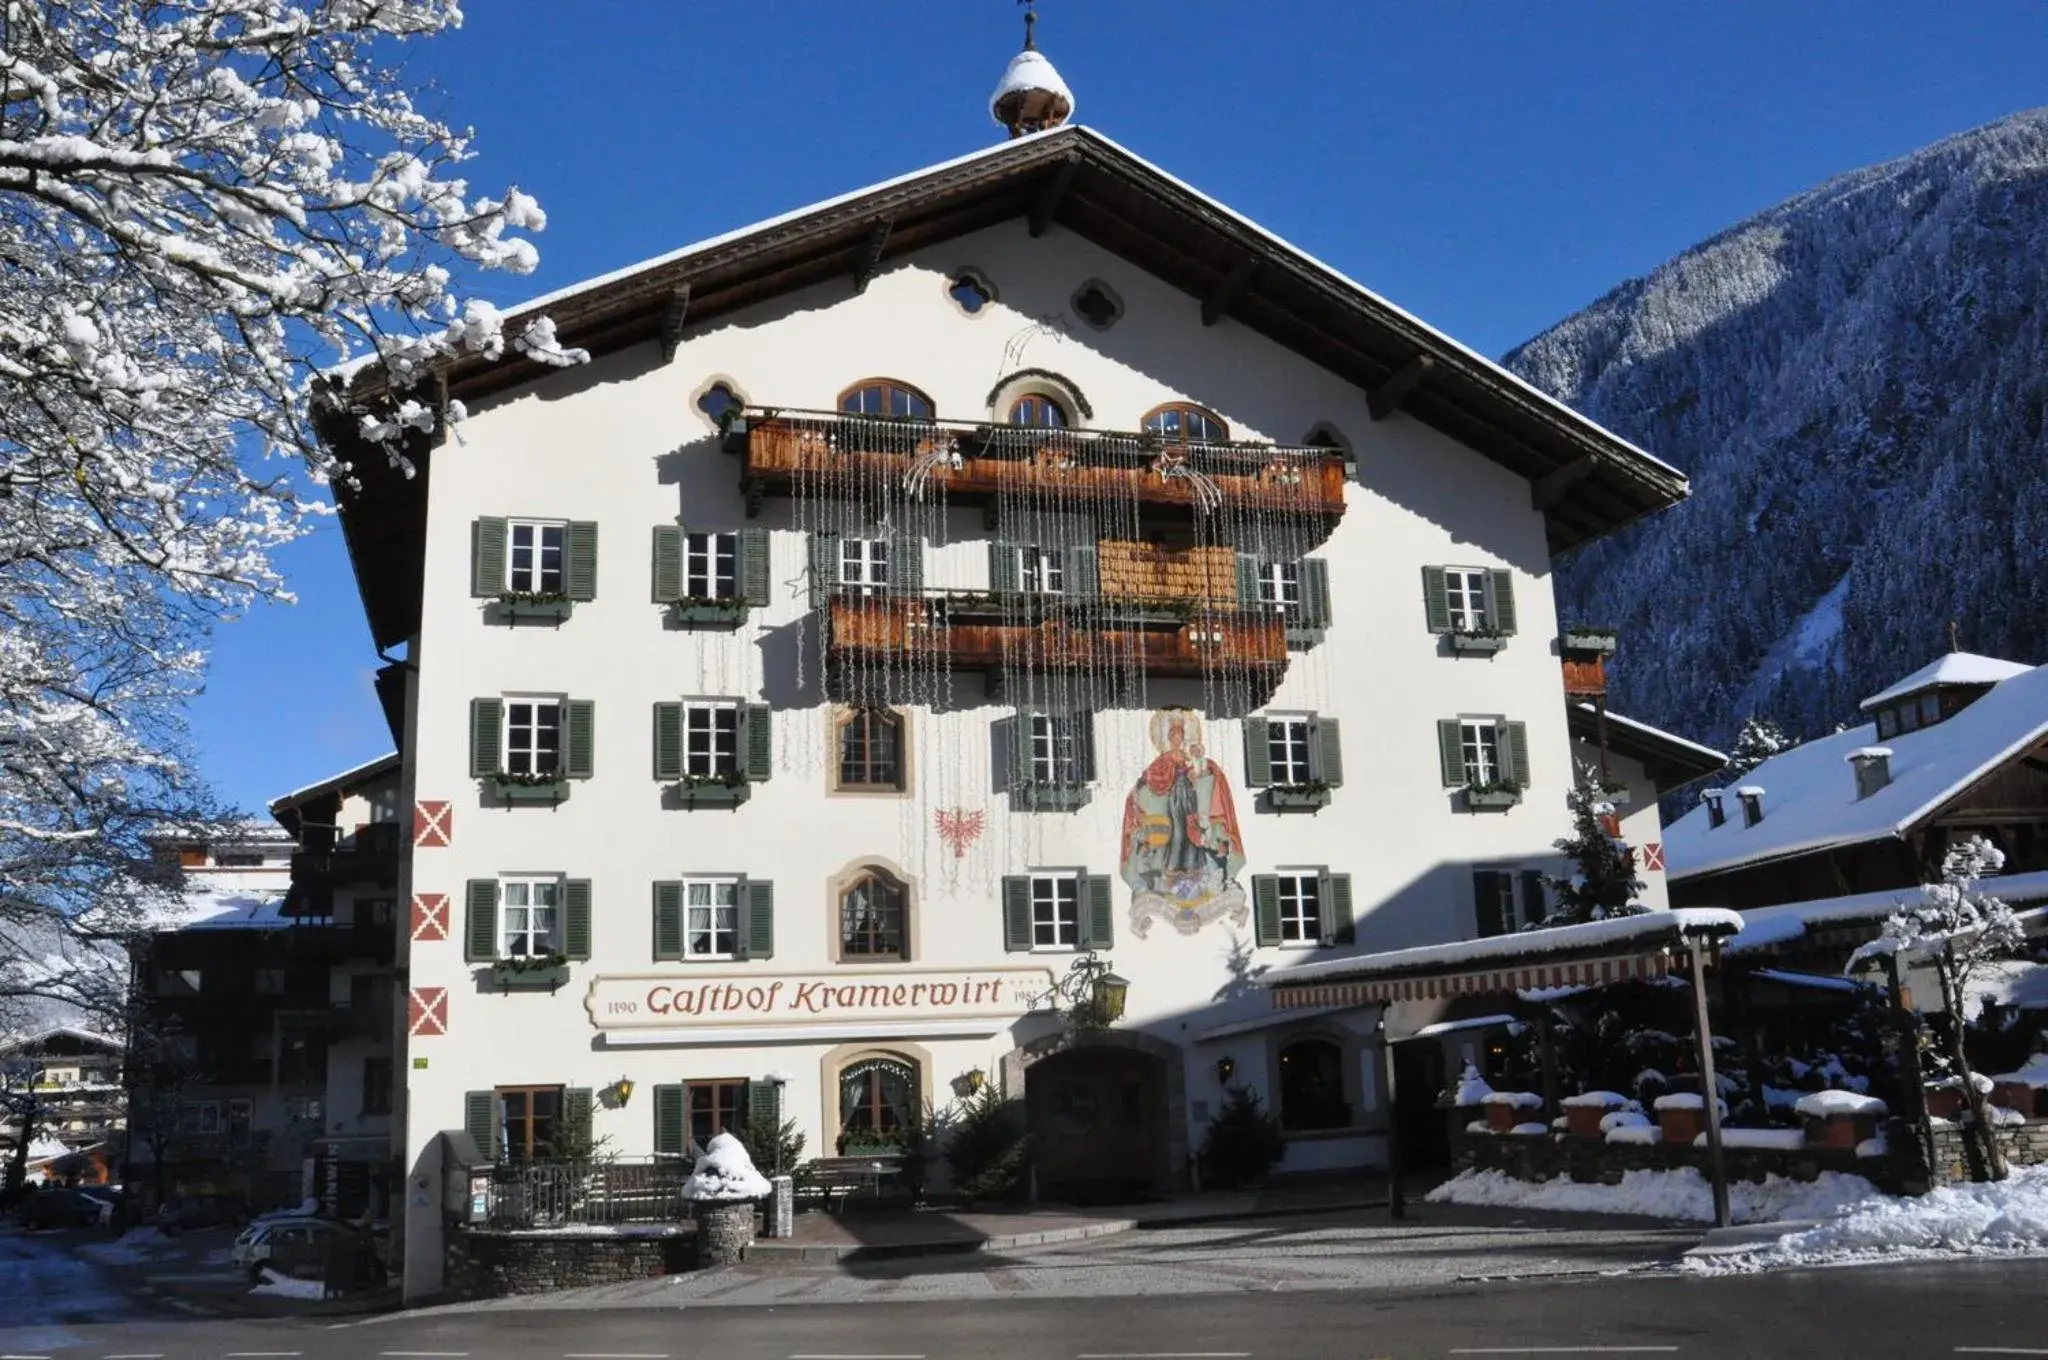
xmin=6 ymin=1255 xmax=2048 ymax=1359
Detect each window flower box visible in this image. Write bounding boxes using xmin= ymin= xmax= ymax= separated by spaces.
xmin=1267 ymin=783 xmax=1332 ymax=812
xmin=1448 ymin=630 xmax=1508 ymax=655
xmin=1464 ymin=783 xmax=1521 ymax=811
xmin=1560 ymin=627 xmax=1617 ymax=655
xmin=496 ymin=592 xmax=573 ymax=623
xmin=488 ymin=956 xmax=570 ymax=992
xmin=675 ymin=777 xmax=751 ymax=808
xmin=671 ymin=598 xmax=750 ymax=626
xmin=490 ymin=774 xmax=569 ymax=803
xmin=1013 ymin=782 xmax=1092 ymax=812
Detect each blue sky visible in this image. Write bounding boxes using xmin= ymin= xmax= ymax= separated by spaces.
xmin=194 ymin=0 xmax=2048 ymax=813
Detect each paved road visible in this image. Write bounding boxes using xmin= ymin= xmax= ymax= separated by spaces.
xmin=5 ymin=1259 xmax=2048 ymax=1358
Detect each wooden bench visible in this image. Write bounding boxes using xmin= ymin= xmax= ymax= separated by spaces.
xmin=794 ymin=1156 xmax=902 ymax=1212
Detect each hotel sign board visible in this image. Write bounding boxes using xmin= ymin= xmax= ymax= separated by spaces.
xmin=584 ymin=967 xmax=1053 ymax=1032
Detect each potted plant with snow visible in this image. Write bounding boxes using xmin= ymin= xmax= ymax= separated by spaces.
xmin=1793 ymin=1090 xmax=1888 ymax=1151
xmin=1651 ymin=1092 xmax=1723 ymax=1147
xmin=682 ymin=1131 xmax=772 ymax=1267
xmin=1480 ymin=1090 xmax=1542 ymax=1135
xmin=1992 ymin=1054 xmax=2048 ymax=1119
xmin=1561 ymin=1091 xmax=1631 ymax=1139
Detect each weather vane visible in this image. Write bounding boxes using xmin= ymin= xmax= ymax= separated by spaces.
xmin=1018 ymin=0 xmax=1038 ymax=51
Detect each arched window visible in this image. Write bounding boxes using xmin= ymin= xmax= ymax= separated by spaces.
xmin=839 ymin=871 xmax=906 ymax=960
xmin=1277 ymin=1037 xmax=1347 ymax=1131
xmin=837 ymin=707 xmax=903 ymax=790
xmin=1008 ymin=393 xmax=1068 ymax=429
xmin=1142 ymin=403 xmax=1228 ymax=444
xmin=839 ymin=379 xmax=933 ymax=420
xmin=838 ymin=1055 xmax=918 ymax=1152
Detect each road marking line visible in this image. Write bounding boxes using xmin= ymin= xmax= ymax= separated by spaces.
xmin=1957 ymin=1351 xmax=2048 ymax=1356
xmin=564 ymin=1355 xmax=669 ymax=1359
xmin=382 ymin=1354 xmax=471 ymax=1358
xmin=790 ymin=1355 xmax=927 ymax=1359
xmin=105 ymin=1354 xmax=166 ymax=1359
xmin=226 ymin=1353 xmax=303 ymax=1358
xmin=1449 ymin=1351 xmax=1681 ymax=1356
xmin=1076 ymin=1355 xmax=1253 ymax=1359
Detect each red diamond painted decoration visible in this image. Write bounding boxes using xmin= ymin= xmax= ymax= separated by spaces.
xmin=411 ymin=893 xmax=449 ymax=942
xmin=1642 ymin=842 xmax=1666 ymax=872
xmin=414 ymin=800 xmax=452 ymax=848
xmin=408 ymin=986 xmax=448 ymax=1038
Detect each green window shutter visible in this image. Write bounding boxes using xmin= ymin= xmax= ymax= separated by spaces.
xmin=747 ymin=1078 xmax=782 ymax=1132
xmin=1313 ymin=715 xmax=1344 ymax=788
xmin=1488 ymin=569 xmax=1518 ymax=635
xmin=1323 ymin=873 xmax=1355 ymax=946
xmin=563 ymin=1087 xmax=594 ymax=1155
xmin=1235 ymin=551 xmax=1262 ymax=611
xmin=1422 ymin=566 xmax=1451 ymax=633
xmin=653 ymin=1085 xmax=686 ymax=1157
xmin=1300 ymin=558 xmax=1332 ymax=629
xmin=989 ymin=542 xmax=1020 ymax=593
xmin=1506 ymin=720 xmax=1531 ymax=789
xmin=652 ymin=525 xmax=683 ymax=603
xmin=890 ymin=534 xmax=924 ymax=595
xmin=1001 ymin=876 xmax=1032 ymax=952
xmin=653 ymin=703 xmax=683 ymax=780
xmin=740 ymin=527 xmax=771 ymax=606
xmin=1082 ymin=875 xmax=1114 ymax=950
xmin=1065 ymin=544 xmax=1099 ymax=598
xmin=1243 ymin=717 xmax=1272 ymax=787
xmin=808 ymin=532 xmax=840 ymax=608
xmin=464 ymin=879 xmax=499 ymax=963
xmin=652 ymin=882 xmax=683 ymax=961
xmin=564 ymin=700 xmax=595 ymax=779
xmin=562 ymin=879 xmax=593 ymax=961
xmin=469 ymin=697 xmax=503 ymax=779
xmin=1474 ymin=871 xmax=1508 ymax=938
xmin=1252 ymin=876 xmax=1281 ymax=947
xmin=1437 ymin=718 xmax=1467 ymax=788
xmin=1075 ymin=713 xmax=1097 ymax=783
xmin=742 ymin=879 xmax=775 ymax=960
xmin=743 ymin=703 xmax=774 ymax=781
xmin=472 ymin=517 xmax=508 ymax=597
xmin=566 ymin=521 xmax=599 ymax=601
xmin=1008 ymin=711 xmax=1037 ymax=792
xmin=1520 ymin=870 xmax=1548 ymax=930
xmin=464 ymin=1090 xmax=498 ymax=1158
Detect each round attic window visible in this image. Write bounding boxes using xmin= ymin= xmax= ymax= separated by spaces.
xmin=948 ymin=269 xmax=996 ymax=316
xmin=1071 ymin=279 xmax=1123 ymax=331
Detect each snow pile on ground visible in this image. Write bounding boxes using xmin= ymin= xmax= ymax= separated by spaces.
xmin=250 ymin=1268 xmax=324 ymax=1300
xmin=1686 ymin=1166 xmax=2048 ymax=1273
xmin=681 ymin=1131 xmax=771 ymax=1201
xmin=1428 ymin=1167 xmax=1880 ymax=1223
xmin=80 ymin=1227 xmax=182 ymax=1265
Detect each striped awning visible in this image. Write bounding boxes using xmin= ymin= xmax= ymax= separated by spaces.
xmin=1271 ymin=949 xmax=1677 ymax=1010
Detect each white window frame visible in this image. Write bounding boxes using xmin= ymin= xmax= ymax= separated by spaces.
xmin=682 ymin=876 xmax=742 ymax=960
xmin=1017 ymin=546 xmax=1065 ymax=596
xmin=1445 ymin=566 xmax=1492 ymax=632
xmin=683 ymin=700 xmax=740 ymax=777
xmin=507 ymin=519 xmax=567 ymax=595
xmin=1029 ymin=712 xmax=1086 ymax=784
xmin=684 ymin=530 xmax=739 ymax=600
xmin=1460 ymin=718 xmax=1503 ymax=786
xmin=499 ymin=876 xmax=562 ymax=959
xmin=1029 ymin=871 xmax=1081 ymax=951
xmin=839 ymin=538 xmax=891 ymax=596
xmin=504 ymin=696 xmax=564 ymax=777
xmin=1276 ymin=871 xmax=1324 ymax=946
xmin=1259 ymin=559 xmax=1301 ymax=613
xmin=1266 ymin=714 xmax=1314 ymax=785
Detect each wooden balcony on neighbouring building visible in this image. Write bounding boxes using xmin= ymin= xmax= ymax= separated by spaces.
xmin=1562 ymin=654 xmax=1608 ymax=699
xmin=730 ymin=409 xmax=1349 ymax=520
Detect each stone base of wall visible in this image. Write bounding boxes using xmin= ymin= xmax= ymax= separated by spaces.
xmin=443 ymin=1228 xmax=696 ymax=1299
xmin=1929 ymin=1120 xmax=2048 ymax=1185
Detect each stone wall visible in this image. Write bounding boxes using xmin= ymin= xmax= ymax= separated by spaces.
xmin=1928 ymin=1120 xmax=2048 ymax=1185
xmin=442 ymin=1228 xmax=695 ymax=1300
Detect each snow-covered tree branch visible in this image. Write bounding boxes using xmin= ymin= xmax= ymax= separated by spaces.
xmin=0 ymin=2 xmax=576 ymax=1027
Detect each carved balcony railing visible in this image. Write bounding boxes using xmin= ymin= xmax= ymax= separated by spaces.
xmin=1561 ymin=654 xmax=1608 ymax=699
xmin=824 ymin=592 xmax=1289 ymax=680
xmin=729 ymin=408 xmax=1348 ymax=520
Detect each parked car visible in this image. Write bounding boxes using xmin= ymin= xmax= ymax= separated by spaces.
xmin=232 ymin=1216 xmax=383 ymax=1288
xmin=19 ymin=1187 xmax=113 ymax=1229
xmin=156 ymin=1193 xmax=247 ymax=1234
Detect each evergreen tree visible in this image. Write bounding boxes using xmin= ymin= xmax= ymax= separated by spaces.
xmin=1723 ymin=715 xmax=1793 ymax=781
xmin=1538 ymin=778 xmax=1645 ymax=927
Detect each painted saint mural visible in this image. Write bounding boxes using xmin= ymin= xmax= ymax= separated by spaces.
xmin=1120 ymin=708 xmax=1248 ymax=937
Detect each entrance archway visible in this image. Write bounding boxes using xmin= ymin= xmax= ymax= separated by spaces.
xmin=1002 ymin=1030 xmax=1186 ymax=1202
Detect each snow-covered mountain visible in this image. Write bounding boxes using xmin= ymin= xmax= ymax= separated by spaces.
xmin=1507 ymin=108 xmax=2048 ymax=746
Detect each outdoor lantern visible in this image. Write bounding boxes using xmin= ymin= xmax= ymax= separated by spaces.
xmin=612 ymin=1078 xmax=634 ymax=1107
xmin=1216 ymin=1056 xmax=1237 ymax=1085
xmin=966 ymin=1067 xmax=987 ymax=1093
xmin=1092 ymin=970 xmax=1130 ymax=1024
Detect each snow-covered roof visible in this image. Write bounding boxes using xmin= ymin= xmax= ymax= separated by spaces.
xmin=1667 ymin=662 xmax=2048 ymax=881
xmin=25 ymin=1137 xmax=70 ymax=1163
xmin=1721 ymin=868 xmax=2048 ymax=956
xmin=989 ymin=49 xmax=1074 ymax=123
xmin=1567 ymin=703 xmax=1726 ymax=791
xmin=267 ymin=751 xmax=400 ymax=817
xmin=1262 ymin=908 xmax=1743 ymax=988
xmin=0 ymin=1025 xmax=122 ymax=1056
xmin=156 ymin=889 xmax=293 ymax=932
xmin=1858 ymin=652 xmax=2031 ymax=711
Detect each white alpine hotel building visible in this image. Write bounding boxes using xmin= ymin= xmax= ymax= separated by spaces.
xmin=324 ymin=47 xmax=1689 ymax=1296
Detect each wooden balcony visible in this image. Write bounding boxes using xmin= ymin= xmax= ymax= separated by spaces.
xmin=824 ymin=593 xmax=1288 ymax=680
xmin=1562 ymin=654 xmax=1608 ymax=699
xmin=731 ymin=409 xmax=1348 ymax=520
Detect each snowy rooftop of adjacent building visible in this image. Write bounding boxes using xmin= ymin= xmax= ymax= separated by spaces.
xmin=1667 ymin=661 xmax=2048 ymax=881
xmin=0 ymin=1026 xmax=122 ymax=1055
xmin=158 ymin=889 xmax=292 ymax=932
xmin=1566 ymin=703 xmax=1726 ymax=792
xmin=1721 ymin=868 xmax=2048 ymax=956
xmin=1858 ymin=652 xmax=2032 ymax=711
xmin=1263 ymin=908 xmax=1743 ymax=987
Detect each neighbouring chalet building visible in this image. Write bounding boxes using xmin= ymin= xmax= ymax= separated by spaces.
xmin=0 ymin=1027 xmax=125 ymax=1177
xmin=128 ymin=761 xmax=402 ymax=1216
xmin=1667 ymin=653 xmax=2048 ymax=911
xmin=317 ymin=40 xmax=1693 ymax=1297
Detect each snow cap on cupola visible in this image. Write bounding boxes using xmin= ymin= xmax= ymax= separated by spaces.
xmin=990 ymin=3 xmax=1074 ymax=138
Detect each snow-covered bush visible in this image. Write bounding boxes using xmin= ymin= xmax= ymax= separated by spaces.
xmin=682 ymin=1132 xmax=771 ymax=1202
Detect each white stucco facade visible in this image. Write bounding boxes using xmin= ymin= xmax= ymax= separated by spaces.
xmin=388 ymin=214 xmax=1601 ymax=1298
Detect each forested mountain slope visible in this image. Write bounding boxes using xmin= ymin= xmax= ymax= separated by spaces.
xmin=1507 ymin=109 xmax=2048 ymax=747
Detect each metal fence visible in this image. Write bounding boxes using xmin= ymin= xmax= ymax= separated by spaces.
xmin=486 ymin=1157 xmax=692 ymax=1228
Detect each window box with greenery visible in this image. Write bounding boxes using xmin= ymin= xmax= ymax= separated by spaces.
xmin=669 ymin=596 xmax=750 ymax=625
xmin=495 ymin=590 xmax=574 ymax=622
xmin=472 ymin=518 xmax=598 ymax=622
xmin=1243 ymin=714 xmax=1342 ymax=813
xmin=1448 ymin=626 xmax=1509 ymax=655
xmin=486 ymin=952 xmax=571 ymax=992
xmin=674 ymin=771 xmax=751 ymax=807
xmin=652 ymin=524 xmax=769 ymax=623
xmin=653 ymin=700 xmax=772 ymax=806
xmin=489 ymin=770 xmax=571 ymax=803
xmin=1560 ymin=625 xmax=1618 ymax=655
xmin=1423 ymin=565 xmax=1517 ymax=653
xmin=1464 ymin=781 xmax=1523 ymax=810
xmin=471 ymin=697 xmax=594 ymax=803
